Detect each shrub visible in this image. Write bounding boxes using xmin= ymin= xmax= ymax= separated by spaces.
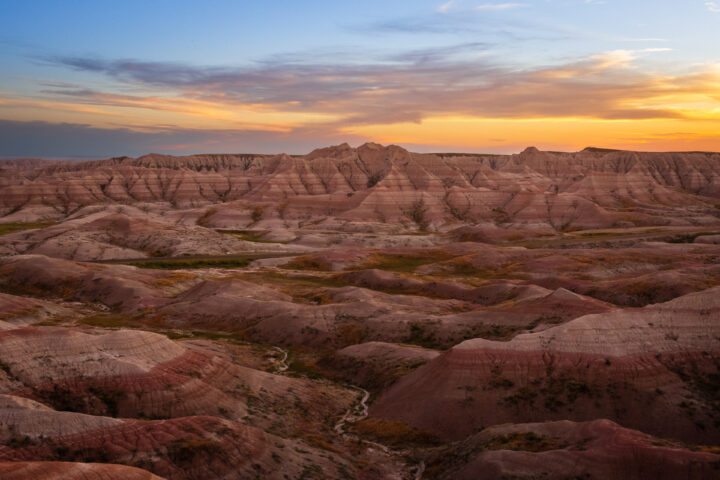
xmin=251 ymin=205 xmax=264 ymax=223
xmin=168 ymin=438 xmax=223 ymax=463
xmin=352 ymin=418 xmax=440 ymax=446
xmin=403 ymin=197 xmax=430 ymax=230
xmin=366 ymin=172 xmax=384 ymax=188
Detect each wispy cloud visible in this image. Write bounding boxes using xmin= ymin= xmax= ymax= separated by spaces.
xmin=38 ymin=47 xmax=720 ymax=129
xmin=437 ymin=1 xmax=456 ymax=13
xmin=475 ymin=3 xmax=526 ymax=10
xmin=706 ymin=1 xmax=720 ymax=13
xmin=640 ymin=48 xmax=673 ymax=53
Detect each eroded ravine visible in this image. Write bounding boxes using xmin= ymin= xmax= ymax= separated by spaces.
xmin=271 ymin=345 xmax=424 ymax=478
xmin=334 ymin=385 xmax=426 ymax=479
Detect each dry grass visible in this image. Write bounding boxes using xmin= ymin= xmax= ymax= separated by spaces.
xmin=484 ymin=431 xmax=564 ymax=452
xmin=358 ymin=250 xmax=455 ymax=273
xmin=123 ymin=257 xmax=253 ymax=270
xmin=283 ymin=255 xmax=332 ymax=271
xmin=0 ymin=221 xmax=54 ymax=236
xmin=151 ymin=271 xmax=197 ymax=288
xmin=351 ymin=418 xmax=440 ymax=447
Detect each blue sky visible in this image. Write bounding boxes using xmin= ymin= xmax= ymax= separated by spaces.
xmin=1 ymin=0 xmax=719 ymax=156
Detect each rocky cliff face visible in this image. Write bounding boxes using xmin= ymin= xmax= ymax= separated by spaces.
xmin=2 ymin=144 xmax=719 ymax=231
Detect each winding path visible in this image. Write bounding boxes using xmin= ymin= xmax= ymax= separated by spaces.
xmin=334 ymin=385 xmax=426 ymax=479
xmin=272 ymin=346 xmax=289 ymax=372
xmin=271 ymin=346 xmax=424 ymax=479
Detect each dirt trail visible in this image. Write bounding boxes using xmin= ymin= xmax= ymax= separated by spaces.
xmin=334 ymin=385 xmax=426 ymax=479
xmin=272 ymin=346 xmax=289 ymax=372
xmin=270 ymin=348 xmax=424 ymax=478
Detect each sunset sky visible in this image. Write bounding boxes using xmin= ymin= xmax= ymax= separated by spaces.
xmin=1 ymin=0 xmax=719 ymax=157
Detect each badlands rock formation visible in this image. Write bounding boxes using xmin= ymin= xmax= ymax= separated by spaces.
xmin=425 ymin=419 xmax=720 ymax=480
xmin=1 ymin=144 xmax=719 ymax=232
xmin=371 ymin=286 xmax=720 ymax=443
xmin=0 ymin=144 xmax=719 ymax=479
xmin=0 ymin=461 xmax=163 ymax=480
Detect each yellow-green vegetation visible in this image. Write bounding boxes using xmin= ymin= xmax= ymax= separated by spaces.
xmin=358 ymin=250 xmax=455 ymax=273
xmin=0 ymin=221 xmax=54 ymax=236
xmin=651 ymin=438 xmax=720 ymax=454
xmin=151 ymin=271 xmax=197 ymax=288
xmin=351 ymin=418 xmax=440 ymax=447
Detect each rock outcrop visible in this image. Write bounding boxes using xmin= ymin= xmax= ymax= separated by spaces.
xmin=1 ymin=144 xmax=719 ymax=232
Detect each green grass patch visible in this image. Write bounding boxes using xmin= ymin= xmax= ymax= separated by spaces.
xmin=0 ymin=221 xmax=54 ymax=236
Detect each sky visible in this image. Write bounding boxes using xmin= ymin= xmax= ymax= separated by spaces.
xmin=0 ymin=0 xmax=719 ymax=157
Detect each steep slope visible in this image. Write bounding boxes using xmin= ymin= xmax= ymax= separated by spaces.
xmin=2 ymin=144 xmax=719 ymax=231
xmin=424 ymin=419 xmax=720 ymax=480
xmin=371 ymin=286 xmax=720 ymax=444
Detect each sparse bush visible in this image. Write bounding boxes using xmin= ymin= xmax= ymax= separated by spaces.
xmin=403 ymin=197 xmax=430 ymax=231
xmin=336 ymin=323 xmax=367 ymax=347
xmin=251 ymin=205 xmax=264 ymax=223
xmin=484 ymin=432 xmax=562 ymax=452
xmin=282 ymin=255 xmax=331 ymax=271
xmin=352 ymin=418 xmax=440 ymax=446
xmin=0 ymin=221 xmax=55 ymax=236
xmin=366 ymin=172 xmax=384 ymax=188
xmin=168 ymin=438 xmax=224 ymax=463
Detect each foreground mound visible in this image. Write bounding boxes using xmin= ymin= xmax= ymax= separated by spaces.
xmin=425 ymin=419 xmax=720 ymax=480
xmin=0 ymin=461 xmax=161 ymax=480
xmin=372 ymin=286 xmax=720 ymax=444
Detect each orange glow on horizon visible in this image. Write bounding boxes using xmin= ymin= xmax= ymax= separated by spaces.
xmin=348 ymin=116 xmax=720 ymax=152
xmin=1 ymin=58 xmax=719 ymax=154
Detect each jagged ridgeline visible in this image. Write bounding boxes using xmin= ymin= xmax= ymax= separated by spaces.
xmin=2 ymin=143 xmax=719 ymax=232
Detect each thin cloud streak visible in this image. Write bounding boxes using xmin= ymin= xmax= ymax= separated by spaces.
xmin=475 ymin=3 xmax=527 ymax=11
xmin=0 ymin=119 xmax=368 ymax=157
xmin=42 ymin=49 xmax=720 ymax=129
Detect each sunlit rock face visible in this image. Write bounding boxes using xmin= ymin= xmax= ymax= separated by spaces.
xmin=2 ymin=144 xmax=719 ymax=232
